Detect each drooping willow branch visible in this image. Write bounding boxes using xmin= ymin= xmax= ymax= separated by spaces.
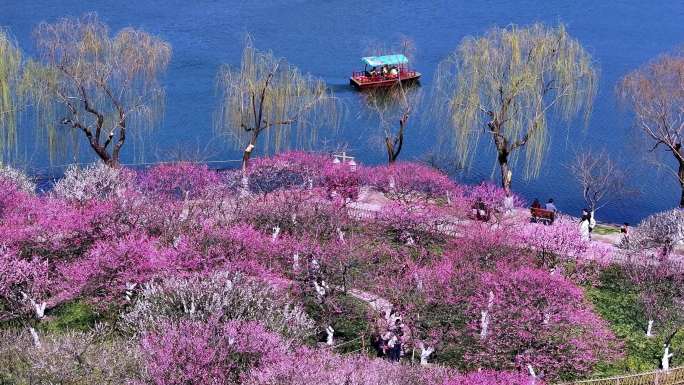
xmin=0 ymin=29 xmax=22 ymax=162
xmin=214 ymin=37 xmax=340 ymax=170
xmin=431 ymin=23 xmax=597 ymax=191
xmin=19 ymin=13 xmax=171 ymax=166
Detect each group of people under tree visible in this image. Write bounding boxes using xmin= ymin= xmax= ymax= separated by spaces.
xmin=531 ymin=198 xmax=599 ymax=240
xmin=372 ymin=308 xmax=406 ymax=362
xmin=531 ymin=198 xmax=557 ymax=212
xmin=531 ymin=198 xmax=631 ymax=244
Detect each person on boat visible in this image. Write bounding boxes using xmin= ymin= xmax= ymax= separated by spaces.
xmin=389 ymin=66 xmax=399 ymax=77
xmin=382 ymin=65 xmax=389 ymax=77
xmin=368 ymin=67 xmax=378 ymax=77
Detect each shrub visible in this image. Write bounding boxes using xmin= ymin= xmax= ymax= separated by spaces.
xmin=0 ymin=327 xmax=143 ymax=385
xmin=0 ymin=164 xmax=35 ymax=194
xmin=52 ymin=162 xmax=134 ymax=202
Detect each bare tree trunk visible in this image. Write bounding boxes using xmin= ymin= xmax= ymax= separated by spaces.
xmin=103 ymin=155 xmax=118 ymax=168
xmin=679 ymin=159 xmax=684 ymax=208
xmin=385 ymin=137 xmax=397 ymax=164
xmin=498 ymin=150 xmax=512 ymax=193
xmin=491 ymin=120 xmax=513 ymax=193
xmin=385 ymin=116 xmax=406 ymax=164
xmin=242 ymin=132 xmax=259 ymax=172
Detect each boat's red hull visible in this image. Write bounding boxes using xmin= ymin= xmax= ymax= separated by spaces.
xmin=350 ymin=72 xmax=421 ymax=89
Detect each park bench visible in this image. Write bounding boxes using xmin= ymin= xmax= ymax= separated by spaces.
xmin=530 ymin=207 xmax=555 ymax=225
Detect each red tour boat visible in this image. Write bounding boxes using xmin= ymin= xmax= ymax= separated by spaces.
xmin=350 ymin=54 xmax=421 ymax=90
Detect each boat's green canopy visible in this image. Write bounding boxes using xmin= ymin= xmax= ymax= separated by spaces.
xmin=361 ymin=54 xmax=408 ymax=67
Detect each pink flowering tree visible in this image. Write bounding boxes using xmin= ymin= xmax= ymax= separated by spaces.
xmin=138 ymin=162 xmax=222 ymax=200
xmin=239 ymin=190 xmax=352 ymax=241
xmin=58 ymin=234 xmax=176 ymax=303
xmin=141 ymin=319 xmax=288 ymax=385
xmin=465 ymin=267 xmax=622 ymax=381
xmin=240 ymin=152 xmax=330 ymax=194
xmin=246 ymin=345 xmax=454 ymax=385
xmin=361 ymin=162 xmax=463 ymax=203
xmin=0 ymin=247 xmax=50 ymax=320
xmin=322 ymin=161 xmax=361 ymax=202
xmin=467 ymin=182 xmax=525 ymax=221
xmin=372 ymin=202 xmax=451 ymax=247
xmin=625 ymin=255 xmax=684 ymax=370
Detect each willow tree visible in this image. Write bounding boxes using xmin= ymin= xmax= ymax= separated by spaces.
xmin=215 ymin=39 xmax=339 ymax=170
xmin=432 ymin=24 xmax=597 ymax=192
xmin=618 ymin=50 xmax=684 ymax=207
xmin=20 ymin=14 xmax=171 ymax=167
xmin=0 ymin=30 xmax=22 ymax=161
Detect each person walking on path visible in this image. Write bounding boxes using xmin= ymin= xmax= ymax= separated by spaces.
xmin=588 ymin=210 xmax=597 ymax=239
xmin=579 ymin=209 xmax=591 ymax=241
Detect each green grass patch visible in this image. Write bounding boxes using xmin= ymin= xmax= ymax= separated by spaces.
xmin=38 ymin=300 xmax=101 ymax=333
xmin=594 ymin=224 xmax=620 ymax=235
xmin=586 ymin=266 xmax=684 ymax=377
xmin=303 ymin=292 xmax=374 ymax=355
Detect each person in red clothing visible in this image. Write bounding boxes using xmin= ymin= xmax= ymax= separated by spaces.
xmin=531 ymin=198 xmax=541 ymax=209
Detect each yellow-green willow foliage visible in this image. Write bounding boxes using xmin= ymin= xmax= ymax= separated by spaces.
xmin=20 ymin=13 xmax=171 ymax=166
xmin=215 ymin=38 xmax=339 ymax=170
xmin=0 ymin=30 xmax=22 ymax=160
xmin=432 ymin=23 xmax=597 ymax=191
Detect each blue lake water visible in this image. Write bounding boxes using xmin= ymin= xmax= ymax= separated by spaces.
xmin=1 ymin=0 xmax=683 ymax=224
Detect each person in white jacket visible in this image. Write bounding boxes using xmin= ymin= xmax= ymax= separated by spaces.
xmin=588 ymin=210 xmax=597 ymax=240
xmin=579 ymin=209 xmax=591 ymax=241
